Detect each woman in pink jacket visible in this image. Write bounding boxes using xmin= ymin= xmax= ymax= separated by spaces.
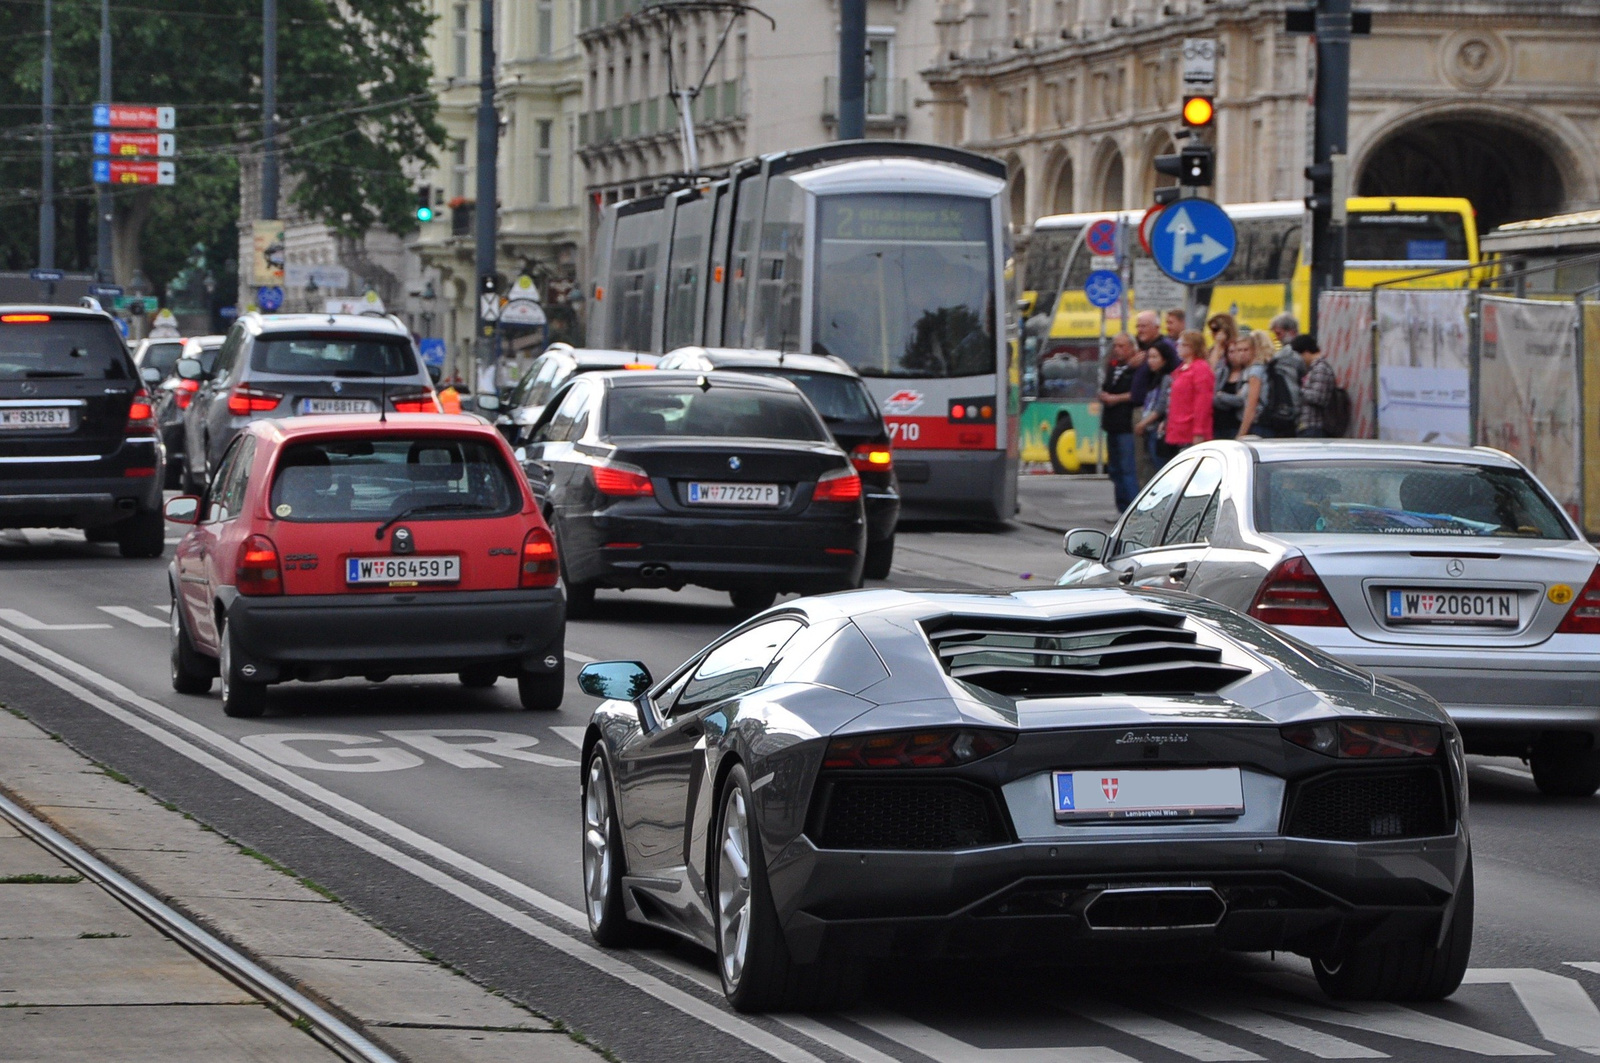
xmin=1163 ymin=329 xmax=1214 ymax=458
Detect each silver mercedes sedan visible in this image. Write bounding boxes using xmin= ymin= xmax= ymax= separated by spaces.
xmin=1059 ymin=439 xmax=1600 ymax=798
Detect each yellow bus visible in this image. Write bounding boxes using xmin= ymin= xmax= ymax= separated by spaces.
xmin=1018 ymin=196 xmax=1478 ymax=470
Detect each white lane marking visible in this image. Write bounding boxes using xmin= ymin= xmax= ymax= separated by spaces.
xmin=1067 ymin=1001 xmax=1262 ymax=1061
xmin=0 ymin=631 xmax=825 ymax=1063
xmin=848 ymin=1010 xmax=1136 ymax=1062
xmin=1476 ymin=764 xmax=1535 ymax=780
xmin=383 ymin=729 xmax=576 ymax=768
xmin=1464 ymin=969 xmax=1600 ymax=1055
xmin=1255 ymin=998 xmax=1550 ymax=1056
xmin=1188 ymin=1006 xmax=1387 ymax=1059
xmin=239 ymin=733 xmax=425 ymax=773
xmin=551 ymin=726 xmax=588 ymax=750
xmin=98 ymin=605 xmax=168 ymax=628
xmin=0 ymin=609 xmax=111 ymax=631
xmin=1570 ymin=963 xmax=1600 ymax=975
xmin=565 ymin=649 xmax=598 ymax=664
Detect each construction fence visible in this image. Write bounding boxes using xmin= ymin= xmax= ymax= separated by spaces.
xmin=1317 ymin=285 xmax=1600 ymax=535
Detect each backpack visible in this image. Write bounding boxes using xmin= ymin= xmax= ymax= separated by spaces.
xmin=1325 ymin=381 xmax=1353 ymax=438
xmin=1259 ymin=356 xmax=1299 ymax=434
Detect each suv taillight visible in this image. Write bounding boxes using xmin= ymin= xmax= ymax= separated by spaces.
xmin=520 ymin=526 xmax=559 ymax=588
xmin=175 ymin=378 xmax=200 ymax=409
xmin=390 ymin=388 xmax=441 ymax=414
xmin=1555 ymin=565 xmax=1600 ymax=634
xmin=592 ymin=462 xmax=654 ymax=497
xmin=235 ymin=535 xmax=283 ymax=596
xmin=1248 ymin=555 xmax=1346 ymax=627
xmin=227 ymin=386 xmax=282 ymax=415
xmin=813 ymin=467 xmax=862 ymax=503
xmin=850 ymin=443 xmax=893 ymax=473
xmin=126 ymin=389 xmax=156 ymax=435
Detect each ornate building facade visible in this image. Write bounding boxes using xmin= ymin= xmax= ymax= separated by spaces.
xmin=924 ymin=0 xmax=1600 ymax=236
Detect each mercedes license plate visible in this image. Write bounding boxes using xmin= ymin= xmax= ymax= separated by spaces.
xmin=0 ymin=407 xmax=72 ymax=431
xmin=1052 ymin=768 xmax=1244 ymax=821
xmin=301 ymin=398 xmax=377 ymax=415
xmin=1386 ymin=589 xmax=1517 ymax=625
xmin=345 ymin=555 xmax=460 ymax=584
xmin=685 ymin=482 xmax=781 ymax=506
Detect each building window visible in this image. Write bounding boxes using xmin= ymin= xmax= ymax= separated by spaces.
xmin=537 ymin=120 xmax=553 ymax=204
xmin=866 ymin=36 xmax=892 ymax=116
xmin=453 ymin=3 xmax=470 ymax=77
xmin=451 ymin=140 xmax=470 ymax=200
xmin=537 ymin=0 xmax=554 ymax=56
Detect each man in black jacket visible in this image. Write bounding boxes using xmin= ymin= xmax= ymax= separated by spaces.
xmin=1097 ymin=332 xmax=1140 ymax=511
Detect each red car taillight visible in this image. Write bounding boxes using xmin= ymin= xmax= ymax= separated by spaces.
xmin=1248 ymin=555 xmax=1346 ymax=627
xmin=1282 ymin=720 xmax=1441 ymax=758
xmin=592 ymin=462 xmax=654 ymax=497
xmin=850 ymin=443 xmax=892 ymax=473
xmin=126 ymin=389 xmax=156 ymax=435
xmin=235 ymin=535 xmax=283 ymax=596
xmin=389 ymin=389 xmax=441 ymax=414
xmin=227 ymin=386 xmax=282 ymax=415
xmin=520 ymin=526 xmax=559 ymax=588
xmin=823 ymin=729 xmax=1015 ymax=769
xmin=174 ymin=378 xmax=200 ymax=409
xmin=1555 ymin=565 xmax=1600 ymax=634
xmin=813 ymin=467 xmax=862 ymax=503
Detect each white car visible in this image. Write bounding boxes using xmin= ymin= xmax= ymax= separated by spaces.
xmin=1060 ymin=439 xmax=1600 ymax=797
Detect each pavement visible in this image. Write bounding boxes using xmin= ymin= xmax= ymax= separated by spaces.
xmin=1016 ymin=469 xmax=1120 ymax=532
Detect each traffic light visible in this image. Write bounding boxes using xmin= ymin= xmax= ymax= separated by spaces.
xmin=415 ymin=186 xmax=434 ymax=223
xmin=1304 ymin=156 xmax=1347 ymax=223
xmin=1181 ymin=95 xmax=1215 ymax=129
xmin=480 ymin=272 xmax=503 ymax=296
xmin=1154 ymin=144 xmax=1215 ymax=188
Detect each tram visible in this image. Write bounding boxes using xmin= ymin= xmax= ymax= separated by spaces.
xmin=588 ymin=142 xmax=1016 ymax=521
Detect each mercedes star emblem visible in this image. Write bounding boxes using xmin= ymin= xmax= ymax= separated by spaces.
xmin=728 ymin=455 xmax=741 ymax=470
xmin=1446 ymin=558 xmax=1465 ymax=577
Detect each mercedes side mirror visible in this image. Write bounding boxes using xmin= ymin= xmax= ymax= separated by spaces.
xmin=175 ymin=357 xmax=203 ymax=381
xmin=140 ymin=365 xmax=163 ymax=385
xmin=427 ymin=364 xmax=442 ymax=384
xmin=1064 ymin=528 xmax=1108 ymax=560
xmin=164 ymin=495 xmax=202 ymax=525
xmin=476 ymin=393 xmax=502 ymax=413
xmin=577 ymin=661 xmax=653 ymax=700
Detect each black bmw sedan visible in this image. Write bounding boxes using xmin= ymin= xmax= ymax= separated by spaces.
xmin=518 ymin=371 xmax=865 ymax=617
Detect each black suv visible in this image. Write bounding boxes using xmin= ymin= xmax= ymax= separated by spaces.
xmin=657 ymin=347 xmax=900 ymax=578
xmin=0 ymin=305 xmax=166 ymax=557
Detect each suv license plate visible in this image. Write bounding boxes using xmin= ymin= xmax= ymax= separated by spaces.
xmin=1053 ymin=768 xmax=1245 ymax=821
xmin=346 ymin=555 xmax=460 ymax=584
xmin=302 ymin=398 xmax=377 ymax=414
xmin=686 ymin=482 xmax=780 ymax=506
xmin=1386 ymin=589 xmax=1518 ymax=624
xmin=0 ymin=407 xmax=72 ymax=430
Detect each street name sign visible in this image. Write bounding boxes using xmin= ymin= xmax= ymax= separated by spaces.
xmin=29 ymin=268 xmax=64 ymax=283
xmin=1150 ymin=199 xmax=1236 ymax=284
xmin=93 ymin=160 xmax=176 ymax=185
xmin=94 ymin=132 xmax=175 ymax=157
xmin=93 ymin=104 xmax=175 ymax=130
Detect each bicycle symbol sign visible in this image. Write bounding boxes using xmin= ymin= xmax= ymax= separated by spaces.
xmin=1084 ymin=270 xmax=1123 ymax=309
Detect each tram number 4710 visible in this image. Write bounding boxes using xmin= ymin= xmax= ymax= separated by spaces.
xmin=887 ymin=421 xmax=921 ymax=443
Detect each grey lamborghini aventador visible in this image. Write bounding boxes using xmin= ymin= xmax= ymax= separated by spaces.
xmin=575 ymin=588 xmax=1473 ymax=1012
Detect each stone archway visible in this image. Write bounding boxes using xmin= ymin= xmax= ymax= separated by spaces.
xmin=1007 ymin=154 xmax=1028 ymax=229
xmin=1046 ymin=150 xmax=1075 ymax=215
xmin=1139 ymin=130 xmax=1178 ymax=206
xmin=1358 ymin=114 xmax=1566 ymax=233
xmin=1093 ymin=143 xmax=1124 ymax=212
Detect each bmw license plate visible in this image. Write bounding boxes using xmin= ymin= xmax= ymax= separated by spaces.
xmin=685 ymin=482 xmax=781 ymax=506
xmin=301 ymin=398 xmax=377 ymax=414
xmin=0 ymin=407 xmax=72 ymax=430
xmin=1386 ymin=589 xmax=1517 ymax=625
xmin=1052 ymin=768 xmax=1244 ymax=821
xmin=345 ymin=555 xmax=460 ymax=584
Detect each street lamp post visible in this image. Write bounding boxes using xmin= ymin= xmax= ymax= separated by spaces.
xmin=474 ymin=0 xmax=499 ymax=391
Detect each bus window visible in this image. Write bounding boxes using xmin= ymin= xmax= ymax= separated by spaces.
xmin=1346 ymin=212 xmax=1469 ymax=262
xmin=812 ymin=192 xmax=996 ymax=378
xmin=609 ymin=207 xmax=666 ymax=352
xmin=1024 ymin=224 xmax=1083 ymax=304
xmin=665 ymin=194 xmax=711 ymax=350
xmin=753 ymin=176 xmax=805 ymax=351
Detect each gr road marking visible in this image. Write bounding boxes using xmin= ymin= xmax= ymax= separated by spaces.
xmin=239 ymin=733 xmax=426 ymax=773
xmin=1065 ymin=1001 xmax=1262 ymax=1061
xmin=1571 ymin=963 xmax=1600 ymax=975
xmin=552 ymin=726 xmax=588 ymax=749
xmin=1185 ymin=1005 xmax=1386 ymax=1059
xmin=1463 ymin=969 xmax=1600 ymax=1055
xmin=0 ymin=628 xmax=826 ymax=1063
xmin=97 ymin=605 xmax=168 ymax=628
xmin=382 ymin=729 xmax=576 ymax=768
xmin=238 ymin=730 xmax=577 ymax=771
xmin=1255 ymin=998 xmax=1549 ymax=1056
xmin=0 ymin=609 xmax=111 ymax=631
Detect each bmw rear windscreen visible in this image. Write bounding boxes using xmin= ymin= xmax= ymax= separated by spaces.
xmin=606 ymin=386 xmax=829 ymax=441
xmin=251 ymin=333 xmax=417 ymax=377
xmin=269 ymin=437 xmax=519 ymax=522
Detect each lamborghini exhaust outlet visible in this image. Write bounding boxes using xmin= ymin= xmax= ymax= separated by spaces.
xmin=1082 ymin=886 xmax=1226 ymax=931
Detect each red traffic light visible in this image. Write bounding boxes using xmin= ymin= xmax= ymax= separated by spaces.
xmin=1182 ymin=95 xmax=1215 ymax=128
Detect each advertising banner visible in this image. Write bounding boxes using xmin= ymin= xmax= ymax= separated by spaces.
xmin=251 ymin=220 xmax=285 ymax=285
xmin=1315 ymin=289 xmax=1374 ymax=438
xmin=1583 ymin=302 xmax=1600 ymax=534
xmin=1477 ymin=296 xmax=1581 ymax=515
xmin=1374 ymin=289 xmax=1471 ymax=445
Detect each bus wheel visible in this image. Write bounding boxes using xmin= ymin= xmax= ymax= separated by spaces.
xmin=1048 ymin=420 xmax=1080 ymax=475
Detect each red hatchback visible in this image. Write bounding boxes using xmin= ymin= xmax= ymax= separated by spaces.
xmin=165 ymin=414 xmax=566 ymax=717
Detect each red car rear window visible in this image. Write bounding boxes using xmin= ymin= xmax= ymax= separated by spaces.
xmin=269 ymin=436 xmax=519 ymax=523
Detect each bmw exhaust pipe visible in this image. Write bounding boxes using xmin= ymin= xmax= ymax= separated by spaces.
xmin=637 ymin=563 xmax=673 ymax=584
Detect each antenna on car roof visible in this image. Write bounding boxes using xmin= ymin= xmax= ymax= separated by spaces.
xmin=379 ymin=366 xmax=389 ymax=423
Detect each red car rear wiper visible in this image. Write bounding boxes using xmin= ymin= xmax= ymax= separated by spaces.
xmin=374 ymin=502 xmax=496 ymax=540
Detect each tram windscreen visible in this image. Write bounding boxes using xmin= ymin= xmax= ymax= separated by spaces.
xmin=812 ymin=193 xmax=996 ymax=378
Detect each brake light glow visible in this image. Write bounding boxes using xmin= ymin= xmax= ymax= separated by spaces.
xmin=623 ymin=363 xmax=654 ymax=370
xmin=126 ymin=389 xmax=156 ymax=435
xmin=0 ymin=314 xmax=50 ymax=323
xmin=592 ymin=462 xmax=654 ymax=497
xmin=1282 ymin=720 xmax=1441 ymax=758
xmin=1248 ymin=555 xmax=1346 ymax=627
xmin=850 ymin=443 xmax=893 ymax=473
xmin=123 ymin=467 xmax=156 ymax=477
xmin=519 ymin=526 xmax=559 ymax=588
xmin=813 ymin=467 xmax=862 ymax=503
xmin=389 ymin=389 xmax=441 ymax=414
xmin=1555 ymin=565 xmax=1600 ymax=634
xmin=227 ymin=386 xmax=282 ymax=415
xmin=235 ymin=535 xmax=283 ymax=596
xmin=175 ymin=377 xmax=200 ymax=409
xmin=823 ymin=729 xmax=1015 ymax=769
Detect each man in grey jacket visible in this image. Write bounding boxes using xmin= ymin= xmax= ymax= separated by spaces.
xmin=1257 ymin=313 xmax=1304 ymax=437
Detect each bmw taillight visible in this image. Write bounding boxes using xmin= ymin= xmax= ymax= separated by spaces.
xmin=227 ymin=386 xmax=282 ymax=415
xmin=520 ymin=526 xmax=559 ymax=588
xmin=1555 ymin=565 xmax=1600 ymax=634
xmin=389 ymin=389 xmax=441 ymax=414
xmin=235 ymin=535 xmax=283 ymax=596
xmin=174 ymin=378 xmax=200 ymax=409
xmin=592 ymin=462 xmax=654 ymax=497
xmin=850 ymin=443 xmax=893 ymax=473
xmin=1282 ymin=720 xmax=1441 ymax=758
xmin=823 ymin=729 xmax=1014 ymax=769
xmin=1248 ymin=555 xmax=1346 ymax=627
xmin=813 ymin=466 xmax=862 ymax=503
xmin=126 ymin=389 xmax=156 ymax=435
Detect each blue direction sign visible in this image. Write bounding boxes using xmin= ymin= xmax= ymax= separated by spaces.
xmin=29 ymin=268 xmax=64 ymax=283
xmin=1150 ymin=199 xmax=1235 ymax=284
xmin=257 ymin=285 xmax=284 ymax=312
xmin=1084 ymin=269 xmax=1123 ymax=309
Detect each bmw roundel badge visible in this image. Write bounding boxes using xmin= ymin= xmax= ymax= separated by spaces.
xmin=728 ymin=455 xmax=741 ymax=470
